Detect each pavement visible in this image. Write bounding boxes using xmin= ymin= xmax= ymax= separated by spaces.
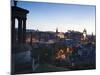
xmin=34 ymin=63 xmax=70 ymax=73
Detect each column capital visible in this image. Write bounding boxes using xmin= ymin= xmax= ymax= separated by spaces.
xmin=23 ymin=18 xmax=27 ymax=21
xmin=17 ymin=17 xmax=22 ymax=21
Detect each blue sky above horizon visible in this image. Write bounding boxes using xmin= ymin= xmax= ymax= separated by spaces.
xmin=12 ymin=1 xmax=96 ymax=34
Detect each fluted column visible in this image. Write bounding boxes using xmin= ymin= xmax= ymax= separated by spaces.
xmin=18 ymin=18 xmax=23 ymax=43
xmin=23 ymin=18 xmax=26 ymax=43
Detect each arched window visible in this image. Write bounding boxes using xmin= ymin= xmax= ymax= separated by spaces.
xmin=15 ymin=18 xmax=18 ymax=28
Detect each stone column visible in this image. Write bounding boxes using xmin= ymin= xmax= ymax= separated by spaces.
xmin=18 ymin=18 xmax=23 ymax=43
xmin=23 ymin=18 xmax=26 ymax=43
xmin=11 ymin=17 xmax=15 ymax=44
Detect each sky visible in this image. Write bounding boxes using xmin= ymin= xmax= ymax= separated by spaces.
xmin=12 ymin=1 xmax=96 ymax=34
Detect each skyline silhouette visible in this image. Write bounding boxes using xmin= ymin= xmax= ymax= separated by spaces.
xmin=12 ymin=1 xmax=96 ymax=34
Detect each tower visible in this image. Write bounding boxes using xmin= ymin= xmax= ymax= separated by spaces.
xmin=56 ymin=28 xmax=58 ymax=33
xmin=83 ymin=28 xmax=87 ymax=40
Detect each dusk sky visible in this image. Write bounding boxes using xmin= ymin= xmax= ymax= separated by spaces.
xmin=13 ymin=1 xmax=96 ymax=34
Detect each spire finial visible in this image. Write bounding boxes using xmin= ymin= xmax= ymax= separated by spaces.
xmin=56 ymin=27 xmax=58 ymax=33
xmin=14 ymin=0 xmax=17 ymax=7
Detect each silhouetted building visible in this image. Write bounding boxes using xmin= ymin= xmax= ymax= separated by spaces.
xmin=11 ymin=1 xmax=29 ymax=44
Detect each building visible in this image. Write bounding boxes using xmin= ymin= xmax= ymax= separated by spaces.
xmin=56 ymin=28 xmax=65 ymax=39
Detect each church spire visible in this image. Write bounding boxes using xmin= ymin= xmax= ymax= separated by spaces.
xmin=83 ymin=28 xmax=87 ymax=34
xmin=56 ymin=28 xmax=58 ymax=33
xmin=83 ymin=28 xmax=87 ymax=40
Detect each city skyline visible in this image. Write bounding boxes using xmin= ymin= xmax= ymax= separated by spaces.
xmin=13 ymin=1 xmax=96 ymax=34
